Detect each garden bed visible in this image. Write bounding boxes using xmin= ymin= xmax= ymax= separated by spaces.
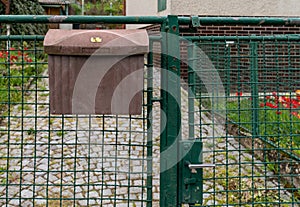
xmin=225 ymin=92 xmax=300 ymax=191
xmin=0 ymin=44 xmax=47 ymax=115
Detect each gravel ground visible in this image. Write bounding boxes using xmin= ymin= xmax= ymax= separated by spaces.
xmin=0 ymin=68 xmax=297 ymax=206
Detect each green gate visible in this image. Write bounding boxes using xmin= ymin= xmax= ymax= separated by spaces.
xmin=0 ymin=15 xmax=299 ymax=207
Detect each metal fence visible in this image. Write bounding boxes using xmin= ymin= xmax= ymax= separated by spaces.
xmin=0 ymin=15 xmax=299 ymax=207
xmin=188 ymin=36 xmax=300 ymax=206
xmin=0 ymin=35 xmax=153 ymax=206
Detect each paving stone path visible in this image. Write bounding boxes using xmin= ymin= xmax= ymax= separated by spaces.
xmin=0 ymin=68 xmax=296 ymax=206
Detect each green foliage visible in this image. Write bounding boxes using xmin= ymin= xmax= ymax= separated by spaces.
xmin=0 ymin=42 xmax=47 ymax=112
xmin=71 ymin=0 xmax=124 ymax=16
xmin=70 ymin=3 xmax=82 ymax=15
xmin=227 ymin=97 xmax=300 ymax=156
xmin=0 ymin=0 xmax=47 ymax=35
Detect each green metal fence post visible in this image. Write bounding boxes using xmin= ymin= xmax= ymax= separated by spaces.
xmin=188 ymin=43 xmax=195 ymax=140
xmin=160 ymin=15 xmax=181 ymax=207
xmin=147 ymin=40 xmax=154 ymax=207
xmin=250 ymin=42 xmax=259 ymax=137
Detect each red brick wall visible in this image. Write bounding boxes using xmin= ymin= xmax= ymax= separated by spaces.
xmin=144 ymin=22 xmax=300 ymax=92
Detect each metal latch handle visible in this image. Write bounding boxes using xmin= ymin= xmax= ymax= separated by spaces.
xmin=188 ymin=163 xmax=215 ymax=169
xmin=185 ymin=161 xmax=215 ymax=173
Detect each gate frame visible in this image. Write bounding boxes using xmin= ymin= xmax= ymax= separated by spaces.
xmin=2 ymin=14 xmax=300 ymax=207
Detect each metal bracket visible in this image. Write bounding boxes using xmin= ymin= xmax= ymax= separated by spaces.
xmin=191 ymin=16 xmax=200 ymax=27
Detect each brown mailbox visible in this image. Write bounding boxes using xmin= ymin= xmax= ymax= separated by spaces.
xmin=44 ymin=29 xmax=149 ymax=115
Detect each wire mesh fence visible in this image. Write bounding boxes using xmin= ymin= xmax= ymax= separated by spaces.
xmin=188 ymin=36 xmax=300 ymax=206
xmin=0 ymin=36 xmax=153 ymax=206
xmin=0 ymin=16 xmax=300 ymax=207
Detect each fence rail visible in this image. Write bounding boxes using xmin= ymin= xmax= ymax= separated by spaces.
xmin=0 ymin=15 xmax=299 ymax=206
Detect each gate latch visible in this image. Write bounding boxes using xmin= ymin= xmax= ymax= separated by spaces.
xmin=179 ymin=140 xmax=215 ymax=205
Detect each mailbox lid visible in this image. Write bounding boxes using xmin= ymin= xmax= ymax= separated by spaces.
xmin=44 ymin=29 xmax=149 ymax=56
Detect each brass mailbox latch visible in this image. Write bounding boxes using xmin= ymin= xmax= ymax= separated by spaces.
xmin=90 ymin=37 xmax=102 ymax=43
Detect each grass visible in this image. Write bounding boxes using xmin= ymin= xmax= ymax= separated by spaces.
xmin=203 ymin=161 xmax=293 ymax=206
xmin=56 ymin=130 xmax=66 ymax=137
xmin=34 ymin=192 xmax=73 ymax=207
xmin=226 ymin=98 xmax=300 ymax=156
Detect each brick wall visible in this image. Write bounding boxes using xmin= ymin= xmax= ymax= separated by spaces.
xmin=145 ymin=21 xmax=300 ymax=93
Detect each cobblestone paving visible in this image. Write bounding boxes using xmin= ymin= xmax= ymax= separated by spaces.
xmin=0 ymin=69 xmax=296 ymax=206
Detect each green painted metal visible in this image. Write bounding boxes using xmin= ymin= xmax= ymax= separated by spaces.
xmin=178 ymin=16 xmax=300 ymax=26
xmin=1 ymin=15 xmax=300 ymax=207
xmin=0 ymin=34 xmax=152 ymax=206
xmin=0 ymin=35 xmax=44 ymax=40
xmin=2 ymin=15 xmax=300 ymax=26
xmin=188 ymin=35 xmax=300 ymax=41
xmin=194 ymin=36 xmax=300 ymax=206
xmin=146 ymin=40 xmax=154 ymax=207
xmin=188 ymin=43 xmax=195 ymax=140
xmin=250 ymin=42 xmax=259 ymax=138
xmin=158 ymin=0 xmax=167 ymax=12
xmin=179 ymin=140 xmax=203 ymax=205
xmin=160 ymin=15 xmax=181 ymax=207
xmin=191 ymin=16 xmax=201 ymax=27
xmin=0 ymin=15 xmax=167 ymax=24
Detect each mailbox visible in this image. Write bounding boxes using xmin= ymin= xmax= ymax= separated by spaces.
xmin=44 ymin=29 xmax=149 ymax=115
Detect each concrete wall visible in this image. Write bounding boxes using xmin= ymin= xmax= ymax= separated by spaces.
xmin=171 ymin=0 xmax=300 ymax=16
xmin=126 ymin=0 xmax=300 ymax=28
xmin=126 ymin=0 xmax=157 ymax=29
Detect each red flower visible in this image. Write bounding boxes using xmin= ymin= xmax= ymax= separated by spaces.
xmin=236 ymin=92 xmax=243 ymax=96
xmin=260 ymin=103 xmax=265 ymax=107
xmin=282 ymin=96 xmax=291 ymax=103
xmin=266 ymin=102 xmax=278 ymax=108
xmin=276 ymin=111 xmax=282 ymax=115
xmin=291 ymin=111 xmax=300 ymax=119
xmin=10 ymin=55 xmax=18 ymax=61
xmin=25 ymin=57 xmax=33 ymax=63
xmin=10 ymin=47 xmax=15 ymax=51
xmin=291 ymin=99 xmax=300 ymax=108
xmin=0 ymin=51 xmax=8 ymax=58
xmin=283 ymin=103 xmax=290 ymax=109
xmin=266 ymin=96 xmax=271 ymax=100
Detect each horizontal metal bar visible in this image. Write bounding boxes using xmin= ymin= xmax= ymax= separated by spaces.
xmin=151 ymin=35 xmax=300 ymax=42
xmin=152 ymin=97 xmax=162 ymax=102
xmin=186 ymin=35 xmax=300 ymax=41
xmin=0 ymin=35 xmax=44 ymax=41
xmin=188 ymin=164 xmax=216 ymax=169
xmin=1 ymin=35 xmax=299 ymax=42
xmin=149 ymin=36 xmax=162 ymax=41
xmin=178 ymin=16 xmax=300 ymax=26
xmin=1 ymin=15 xmax=300 ymax=26
xmin=0 ymin=15 xmax=167 ymax=24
